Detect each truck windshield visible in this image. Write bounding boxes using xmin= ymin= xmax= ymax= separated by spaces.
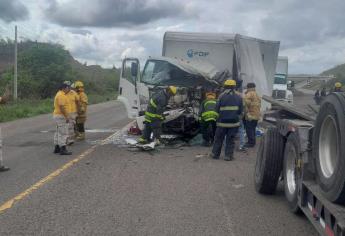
xmin=141 ymin=60 xmax=176 ymax=85
xmin=274 ymin=74 xmax=287 ymax=84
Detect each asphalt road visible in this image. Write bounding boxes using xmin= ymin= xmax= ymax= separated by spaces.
xmin=0 ymin=99 xmax=317 ymax=235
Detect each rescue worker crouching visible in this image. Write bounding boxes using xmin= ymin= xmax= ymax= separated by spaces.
xmin=75 ymin=81 xmax=88 ymax=141
xmin=199 ymin=91 xmax=218 ymax=146
xmin=210 ymin=79 xmax=243 ymax=161
xmin=138 ymin=86 xmax=177 ymax=144
xmin=53 ymin=82 xmax=72 ymax=155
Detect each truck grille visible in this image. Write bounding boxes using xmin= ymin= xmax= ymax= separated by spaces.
xmin=272 ymin=90 xmax=286 ymax=99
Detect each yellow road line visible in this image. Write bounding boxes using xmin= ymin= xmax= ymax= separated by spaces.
xmin=0 ymin=147 xmax=96 ymax=213
xmin=0 ymin=121 xmax=133 ymax=214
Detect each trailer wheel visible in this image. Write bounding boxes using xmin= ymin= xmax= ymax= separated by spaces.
xmin=254 ymin=127 xmax=285 ymax=194
xmin=283 ymin=133 xmax=301 ymax=213
xmin=313 ymin=93 xmax=345 ymax=204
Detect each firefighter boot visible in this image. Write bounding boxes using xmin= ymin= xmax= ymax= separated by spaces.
xmin=60 ymin=146 xmax=72 ymax=155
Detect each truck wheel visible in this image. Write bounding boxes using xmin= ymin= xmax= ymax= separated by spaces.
xmin=313 ymin=93 xmax=345 ymax=204
xmin=283 ymin=133 xmax=301 ymax=213
xmin=254 ymin=127 xmax=285 ymax=194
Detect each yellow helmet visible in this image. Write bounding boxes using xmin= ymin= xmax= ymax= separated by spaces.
xmin=206 ymin=92 xmax=216 ymax=99
xmin=168 ymin=86 xmax=177 ymax=95
xmin=224 ymin=79 xmax=236 ymax=87
xmin=75 ymin=81 xmax=84 ymax=88
xmin=335 ymin=82 xmax=342 ymax=88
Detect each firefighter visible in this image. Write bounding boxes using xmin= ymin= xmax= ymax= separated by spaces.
xmin=199 ymin=91 xmax=218 ymax=146
xmin=334 ymin=82 xmax=343 ymax=92
xmin=65 ymin=81 xmax=79 ymax=145
xmin=210 ymin=79 xmax=243 ymax=161
xmin=74 ymin=81 xmax=88 ymax=141
xmin=53 ymin=82 xmax=72 ymax=155
xmin=243 ymin=82 xmax=261 ymax=148
xmin=138 ymin=86 xmax=177 ymax=144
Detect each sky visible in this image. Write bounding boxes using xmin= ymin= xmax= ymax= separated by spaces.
xmin=0 ymin=0 xmax=345 ymax=74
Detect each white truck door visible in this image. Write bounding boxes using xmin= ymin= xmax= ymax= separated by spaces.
xmin=118 ymin=58 xmax=140 ymax=118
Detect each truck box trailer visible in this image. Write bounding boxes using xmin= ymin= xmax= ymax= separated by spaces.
xmin=255 ymin=93 xmax=345 ymax=236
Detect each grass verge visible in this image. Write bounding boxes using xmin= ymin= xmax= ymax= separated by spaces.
xmin=0 ymin=92 xmax=117 ymax=123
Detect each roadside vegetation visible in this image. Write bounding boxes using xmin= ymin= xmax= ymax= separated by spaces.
xmin=0 ymin=93 xmax=117 ymax=122
xmin=0 ymin=39 xmax=120 ymax=122
xmin=321 ymin=63 xmax=345 ymax=89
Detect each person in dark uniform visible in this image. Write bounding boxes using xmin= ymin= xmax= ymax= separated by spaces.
xmin=314 ymin=89 xmax=320 ymax=105
xmin=210 ymin=79 xmax=243 ymax=161
xmin=199 ymin=91 xmax=218 ymax=146
xmin=321 ymin=87 xmax=327 ymax=97
xmin=138 ymin=86 xmax=177 ymax=144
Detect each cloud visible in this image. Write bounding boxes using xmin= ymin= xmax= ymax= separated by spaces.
xmin=0 ymin=0 xmax=29 ymax=22
xmin=3 ymin=0 xmax=344 ymax=74
xmin=45 ymin=0 xmax=197 ymax=28
xmin=258 ymin=0 xmax=345 ymax=48
xmin=67 ymin=29 xmax=92 ymax=36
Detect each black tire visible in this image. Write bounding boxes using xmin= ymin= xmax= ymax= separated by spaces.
xmin=254 ymin=127 xmax=285 ymax=194
xmin=313 ymin=92 xmax=345 ymax=204
xmin=283 ymin=133 xmax=301 ymax=213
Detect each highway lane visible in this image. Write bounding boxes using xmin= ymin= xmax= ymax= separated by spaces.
xmin=0 ymin=99 xmax=317 ymax=235
xmin=0 ymin=100 xmax=129 ymax=204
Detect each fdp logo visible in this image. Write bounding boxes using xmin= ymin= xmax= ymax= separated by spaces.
xmin=187 ymin=49 xmax=210 ymax=58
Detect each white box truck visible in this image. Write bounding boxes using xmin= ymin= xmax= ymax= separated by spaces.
xmin=118 ymin=32 xmax=280 ymax=134
xmin=272 ymin=56 xmax=293 ymax=103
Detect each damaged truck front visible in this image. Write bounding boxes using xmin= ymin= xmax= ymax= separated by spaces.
xmin=118 ymin=32 xmax=280 ymax=136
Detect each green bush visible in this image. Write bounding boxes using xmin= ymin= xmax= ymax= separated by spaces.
xmin=0 ymin=40 xmax=119 ymax=100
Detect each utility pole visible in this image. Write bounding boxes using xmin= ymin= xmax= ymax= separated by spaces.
xmin=14 ymin=25 xmax=18 ymax=100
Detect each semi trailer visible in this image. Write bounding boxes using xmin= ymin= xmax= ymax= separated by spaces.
xmin=255 ymin=93 xmax=345 ymax=236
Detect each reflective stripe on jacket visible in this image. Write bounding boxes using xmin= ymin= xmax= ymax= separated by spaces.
xmin=200 ymin=99 xmax=218 ymax=122
xmin=145 ymin=90 xmax=170 ymax=123
xmin=216 ymin=89 xmax=243 ymax=128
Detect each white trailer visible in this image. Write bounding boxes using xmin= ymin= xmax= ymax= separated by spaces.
xmin=162 ymin=32 xmax=280 ymax=105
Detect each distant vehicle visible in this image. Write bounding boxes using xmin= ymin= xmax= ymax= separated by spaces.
xmin=118 ymin=32 xmax=280 ymax=134
xmin=272 ymin=56 xmax=293 ymax=103
xmin=255 ymin=94 xmax=345 ymax=236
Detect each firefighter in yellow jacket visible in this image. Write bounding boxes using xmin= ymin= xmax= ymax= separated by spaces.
xmin=65 ymin=81 xmax=80 ymax=144
xmin=53 ymin=82 xmax=72 ymax=155
xmin=243 ymin=82 xmax=261 ymax=148
xmin=199 ymin=91 xmax=218 ymax=146
xmin=75 ymin=81 xmax=88 ymax=140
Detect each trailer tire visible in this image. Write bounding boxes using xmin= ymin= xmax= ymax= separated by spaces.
xmin=254 ymin=127 xmax=285 ymax=194
xmin=313 ymin=93 xmax=345 ymax=204
xmin=283 ymin=133 xmax=301 ymax=213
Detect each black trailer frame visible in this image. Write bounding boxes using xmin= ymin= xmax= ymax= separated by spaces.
xmin=262 ymin=95 xmax=345 ymax=236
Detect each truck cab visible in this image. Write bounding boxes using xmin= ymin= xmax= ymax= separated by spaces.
xmin=117 ymin=56 xmax=217 ymax=135
xmin=272 ymin=56 xmax=293 ymax=103
xmin=272 ymin=73 xmax=293 ymax=103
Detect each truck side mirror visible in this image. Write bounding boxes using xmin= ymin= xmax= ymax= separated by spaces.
xmin=131 ymin=62 xmax=138 ymax=77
